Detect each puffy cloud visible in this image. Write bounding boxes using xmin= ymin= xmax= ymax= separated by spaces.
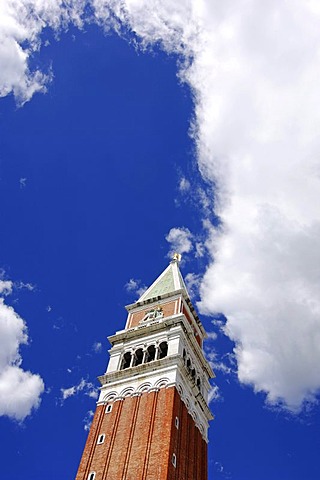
xmin=0 ymin=365 xmax=44 ymax=420
xmin=166 ymin=227 xmax=193 ymax=256
xmin=0 ymin=0 xmax=85 ymax=105
xmin=0 ymin=279 xmax=44 ymax=421
xmin=0 ymin=280 xmax=13 ymax=296
xmin=92 ymin=1 xmax=320 ymax=411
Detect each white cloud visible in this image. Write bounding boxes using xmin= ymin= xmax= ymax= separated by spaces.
xmin=166 ymin=227 xmax=193 ymax=256
xmin=0 ymin=0 xmax=85 ymax=105
xmin=208 ymin=385 xmax=221 ymax=404
xmin=61 ymin=385 xmax=77 ymax=400
xmin=87 ymin=388 xmax=99 ymax=398
xmin=0 ymin=280 xmax=13 ymax=296
xmin=0 ymin=279 xmax=44 ymax=421
xmin=195 ymin=242 xmax=205 ymax=258
xmin=206 ymin=330 xmax=217 ymax=341
xmin=0 ymin=365 xmax=44 ymax=421
xmin=125 ymin=278 xmax=139 ymax=291
xmin=125 ymin=278 xmax=147 ymax=297
xmin=19 ymin=177 xmax=27 ymax=188
xmin=92 ymin=341 xmax=102 ymax=353
xmin=15 ymin=281 xmax=36 ymax=291
xmin=196 ymin=188 xmax=211 ymax=214
xmin=91 ymin=0 xmax=320 ymax=412
xmin=205 ymin=348 xmax=234 ymax=377
xmin=83 ymin=409 xmax=94 ymax=431
xmin=61 ymin=378 xmax=98 ymax=403
xmin=178 ymin=176 xmax=190 ymax=193
xmin=184 ymin=272 xmax=201 ymax=299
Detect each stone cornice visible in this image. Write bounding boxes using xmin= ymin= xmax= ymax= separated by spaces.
xmin=125 ymin=290 xmax=184 ymax=311
xmin=98 ymin=354 xmax=178 ymax=386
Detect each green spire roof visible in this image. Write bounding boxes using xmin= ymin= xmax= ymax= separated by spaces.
xmin=138 ymin=256 xmax=189 ymax=302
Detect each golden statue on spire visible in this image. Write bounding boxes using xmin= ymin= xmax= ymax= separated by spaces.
xmin=172 ymin=252 xmax=182 ymax=263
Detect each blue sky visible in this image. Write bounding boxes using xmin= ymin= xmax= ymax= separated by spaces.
xmin=1 ymin=2 xmax=320 ymax=479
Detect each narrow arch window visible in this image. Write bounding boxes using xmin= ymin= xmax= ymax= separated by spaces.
xmin=186 ymin=358 xmax=191 ymax=370
xmin=133 ymin=348 xmax=143 ymax=366
xmin=97 ymin=434 xmax=105 ymax=444
xmin=88 ymin=473 xmax=96 ymax=480
xmin=191 ymin=368 xmax=196 ymax=380
xmin=121 ymin=352 xmax=131 ymax=369
xmin=172 ymin=453 xmax=177 ymax=468
xmin=175 ymin=416 xmax=179 ymax=429
xmin=105 ymin=404 xmax=112 ymax=414
xmin=197 ymin=378 xmax=201 ymax=390
xmin=159 ymin=341 xmax=168 ymax=359
xmin=146 ymin=345 xmax=156 ymax=362
xmin=183 ymin=348 xmax=186 ymax=359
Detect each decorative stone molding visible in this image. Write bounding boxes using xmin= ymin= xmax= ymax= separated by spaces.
xmin=138 ymin=382 xmax=152 ymax=393
xmin=98 ymin=372 xmax=210 ymax=441
xmin=155 ymin=378 xmax=169 ymax=388
xmin=120 ymin=387 xmax=135 ymax=397
xmin=103 ymin=391 xmax=117 ymax=402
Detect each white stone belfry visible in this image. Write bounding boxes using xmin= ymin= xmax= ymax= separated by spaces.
xmin=97 ymin=256 xmax=214 ymax=441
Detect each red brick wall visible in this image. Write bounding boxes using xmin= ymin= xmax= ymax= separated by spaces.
xmin=75 ymin=404 xmax=105 ymax=480
xmin=168 ymin=389 xmax=208 ymax=480
xmin=75 ymin=387 xmax=208 ymax=480
xmin=128 ymin=300 xmax=177 ymax=328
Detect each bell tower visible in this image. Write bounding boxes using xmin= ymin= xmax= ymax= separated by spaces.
xmin=75 ymin=255 xmax=214 ymax=480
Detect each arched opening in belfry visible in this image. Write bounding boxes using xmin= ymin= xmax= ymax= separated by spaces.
xmin=134 ymin=348 xmax=144 ymax=366
xmin=122 ymin=351 xmax=131 ymax=369
xmin=146 ymin=345 xmax=156 ymax=362
xmin=159 ymin=341 xmax=168 ymax=359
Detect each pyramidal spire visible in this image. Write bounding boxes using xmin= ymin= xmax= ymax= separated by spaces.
xmin=137 ymin=253 xmax=189 ymax=302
